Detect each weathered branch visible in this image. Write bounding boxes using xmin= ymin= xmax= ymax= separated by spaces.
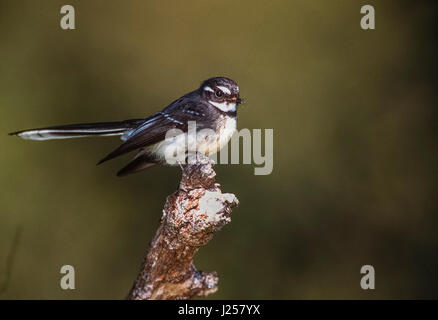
xmin=127 ymin=154 xmax=238 ymax=300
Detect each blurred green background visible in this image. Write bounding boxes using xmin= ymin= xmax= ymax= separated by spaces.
xmin=1 ymin=0 xmax=437 ymax=299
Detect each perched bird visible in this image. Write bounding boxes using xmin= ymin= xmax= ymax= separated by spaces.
xmin=9 ymin=77 xmax=242 ymax=176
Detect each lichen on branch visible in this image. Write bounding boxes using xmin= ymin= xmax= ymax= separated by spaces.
xmin=127 ymin=153 xmax=238 ymax=300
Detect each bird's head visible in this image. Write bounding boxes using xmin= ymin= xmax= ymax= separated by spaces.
xmin=200 ymin=77 xmax=242 ymax=113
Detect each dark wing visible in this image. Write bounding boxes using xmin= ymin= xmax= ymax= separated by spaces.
xmin=97 ymin=100 xmax=210 ymax=164
xmin=116 ymin=149 xmax=157 ymax=177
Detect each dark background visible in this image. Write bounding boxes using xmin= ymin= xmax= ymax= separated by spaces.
xmin=1 ymin=1 xmax=437 ymax=299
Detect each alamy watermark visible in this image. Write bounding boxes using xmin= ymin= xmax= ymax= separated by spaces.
xmin=360 ymin=265 xmax=375 ymax=290
xmin=162 ymin=121 xmax=273 ymax=175
xmin=60 ymin=265 xmax=75 ymax=290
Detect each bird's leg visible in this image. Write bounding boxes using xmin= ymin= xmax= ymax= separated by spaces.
xmin=186 ymin=151 xmax=198 ymax=165
xmin=185 ymin=151 xmax=216 ymax=165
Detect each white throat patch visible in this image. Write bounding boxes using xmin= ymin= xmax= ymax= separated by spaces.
xmin=209 ymin=100 xmax=237 ymax=113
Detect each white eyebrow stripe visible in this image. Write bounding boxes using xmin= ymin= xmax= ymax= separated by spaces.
xmin=217 ymin=86 xmax=231 ymax=95
xmin=203 ymin=86 xmax=214 ymax=92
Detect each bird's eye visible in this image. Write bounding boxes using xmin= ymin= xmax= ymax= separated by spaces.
xmin=215 ymin=90 xmax=223 ymax=98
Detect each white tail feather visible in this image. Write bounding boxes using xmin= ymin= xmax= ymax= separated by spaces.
xmin=15 ymin=129 xmax=125 ymax=141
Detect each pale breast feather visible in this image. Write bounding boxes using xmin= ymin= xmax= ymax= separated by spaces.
xmin=147 ymin=116 xmax=236 ymax=164
xmin=217 ymin=117 xmax=237 ymax=151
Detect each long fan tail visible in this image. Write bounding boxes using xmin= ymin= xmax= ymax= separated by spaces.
xmin=9 ymin=119 xmax=145 ymax=141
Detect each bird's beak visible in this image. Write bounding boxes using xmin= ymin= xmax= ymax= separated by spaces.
xmin=235 ymin=97 xmax=243 ymax=105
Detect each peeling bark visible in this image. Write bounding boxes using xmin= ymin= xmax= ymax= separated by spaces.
xmin=127 ymin=154 xmax=238 ymax=300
